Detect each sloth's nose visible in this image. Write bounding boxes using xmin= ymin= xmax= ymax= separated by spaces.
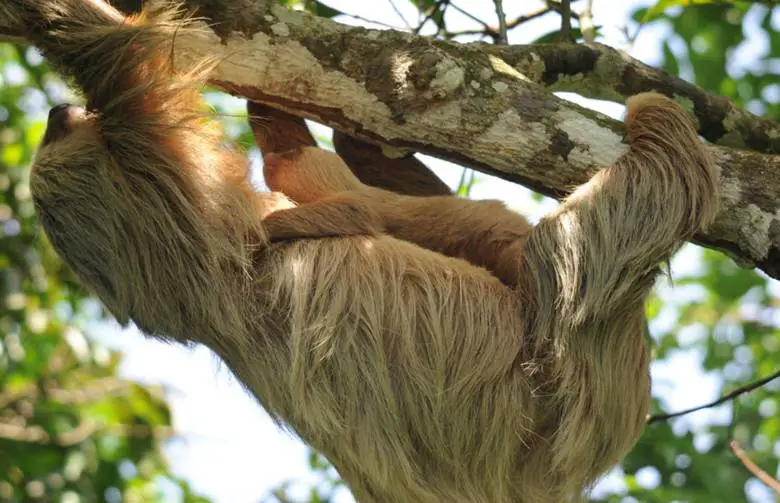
xmin=48 ymin=103 xmax=73 ymax=119
xmin=42 ymin=104 xmax=89 ymax=146
xmin=48 ymin=104 xmax=87 ymax=124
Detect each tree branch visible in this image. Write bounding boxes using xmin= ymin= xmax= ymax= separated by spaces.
xmin=180 ymin=6 xmax=780 ymax=279
xmin=557 ymin=0 xmax=574 ymax=42
xmin=413 ymin=0 xmax=448 ymax=35
xmin=484 ymin=42 xmax=780 ymax=154
xmin=447 ymin=6 xmax=553 ymax=41
xmin=493 ymin=0 xmax=508 ymax=44
xmin=728 ymin=440 xmax=780 ymax=493
xmin=647 ymin=369 xmax=780 ymax=424
xmin=4 ymin=0 xmax=780 ymax=279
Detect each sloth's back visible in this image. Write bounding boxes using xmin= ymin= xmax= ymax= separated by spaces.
xmin=225 ymin=235 xmax=551 ymax=503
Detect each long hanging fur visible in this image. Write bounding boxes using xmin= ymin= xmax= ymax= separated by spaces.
xmin=10 ymin=0 xmax=719 ymax=501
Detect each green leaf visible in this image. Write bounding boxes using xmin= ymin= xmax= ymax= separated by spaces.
xmin=312 ymin=1 xmax=343 ymax=19
xmin=661 ymin=41 xmax=680 ymax=77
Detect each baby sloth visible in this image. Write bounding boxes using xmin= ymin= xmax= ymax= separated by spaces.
xmin=17 ymin=0 xmax=718 ymax=501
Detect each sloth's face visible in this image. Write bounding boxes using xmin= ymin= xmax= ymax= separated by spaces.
xmin=32 ymin=104 xmax=105 ymax=187
xmin=30 ymin=104 xmax=129 ymax=323
xmin=30 ymin=104 xmax=113 ymax=224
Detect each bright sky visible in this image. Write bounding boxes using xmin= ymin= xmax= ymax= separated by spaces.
xmin=86 ymin=1 xmax=777 ymax=502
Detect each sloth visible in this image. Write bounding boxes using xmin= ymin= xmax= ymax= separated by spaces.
xmin=6 ymin=1 xmax=719 ymax=501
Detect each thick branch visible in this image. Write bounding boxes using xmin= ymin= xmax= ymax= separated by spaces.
xmin=146 ymin=1 xmax=777 ymax=154
xmin=482 ymin=43 xmax=780 ymax=154
xmin=180 ymin=2 xmax=778 ymax=154
xmin=3 ymin=1 xmax=780 ymax=278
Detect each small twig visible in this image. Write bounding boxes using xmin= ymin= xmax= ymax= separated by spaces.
xmin=729 ymin=440 xmax=780 ymax=493
xmin=547 ymin=1 xmax=580 ymax=20
xmin=647 ymin=369 xmax=780 ymax=424
xmin=448 ymin=6 xmax=555 ymax=41
xmin=494 ymin=0 xmax=508 ymax=44
xmin=340 ymin=13 xmax=402 ymax=30
xmin=579 ymin=0 xmax=596 ymax=43
xmin=414 ymin=0 xmax=449 ymax=35
xmin=387 ymin=0 xmax=413 ymax=30
xmin=448 ymin=2 xmax=487 ymax=27
xmin=558 ymin=0 xmax=574 ymax=42
xmin=447 ymin=29 xmax=497 ymax=39
xmin=508 ymin=6 xmax=555 ymax=28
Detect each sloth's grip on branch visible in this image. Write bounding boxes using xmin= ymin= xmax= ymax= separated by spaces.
xmin=247 ymin=102 xmax=451 ymax=197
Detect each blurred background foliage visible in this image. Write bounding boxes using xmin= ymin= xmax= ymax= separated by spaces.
xmin=0 ymin=44 xmax=210 ymax=502
xmin=1 ymin=0 xmax=778 ymax=502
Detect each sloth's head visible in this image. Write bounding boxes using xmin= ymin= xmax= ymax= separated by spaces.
xmin=29 ymin=102 xmax=256 ymax=334
xmin=30 ymin=104 xmax=133 ymax=322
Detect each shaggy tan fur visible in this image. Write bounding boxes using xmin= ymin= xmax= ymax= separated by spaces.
xmin=262 ymin=147 xmax=533 ymax=287
xmin=8 ymin=1 xmax=720 ymax=501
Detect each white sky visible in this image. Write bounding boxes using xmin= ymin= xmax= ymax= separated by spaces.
xmin=86 ymin=1 xmax=779 ymax=502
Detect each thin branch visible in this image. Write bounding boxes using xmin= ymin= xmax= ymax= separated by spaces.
xmin=579 ymin=0 xmax=596 ymax=43
xmin=413 ymin=0 xmax=449 ymax=35
xmin=339 ymin=13 xmax=401 ymax=30
xmin=507 ymin=6 xmax=554 ymax=28
xmin=448 ymin=2 xmax=487 ymax=28
xmin=729 ymin=440 xmax=780 ymax=493
xmin=547 ymin=1 xmax=580 ymax=21
xmin=387 ymin=0 xmax=413 ymax=30
xmin=557 ymin=0 xmax=574 ymax=42
xmin=647 ymin=369 xmax=780 ymax=424
xmin=448 ymin=6 xmax=555 ymax=42
xmin=449 ymin=6 xmax=554 ymax=41
xmin=447 ymin=28 xmax=499 ymax=39
xmin=494 ymin=0 xmax=508 ymax=44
